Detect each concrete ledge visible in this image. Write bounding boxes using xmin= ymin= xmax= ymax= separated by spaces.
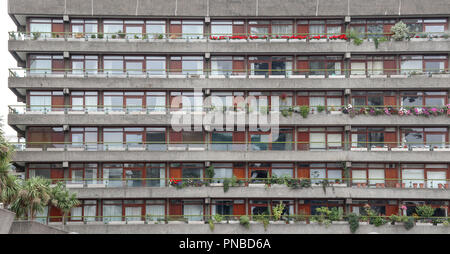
xmin=51 ymin=223 xmax=450 ymax=234
xmin=9 ymin=77 xmax=450 ymax=99
xmin=8 ymin=40 xmax=450 ymax=62
xmin=0 ymin=208 xmax=15 ymax=234
xmin=67 ymin=186 xmax=450 ymax=200
xmin=8 ymin=113 xmax=450 ymax=128
xmin=12 ymin=150 xmax=450 ymax=163
xmin=9 ymin=221 xmax=68 ymax=234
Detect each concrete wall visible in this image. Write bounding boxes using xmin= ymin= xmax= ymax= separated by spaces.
xmin=0 ymin=208 xmax=16 ymax=234
xmin=9 ymin=76 xmax=450 ymax=96
xmin=8 ymin=221 xmax=68 ymax=234
xmin=53 ymin=222 xmax=450 ymax=234
xmin=8 ymin=0 xmax=450 ymax=19
xmin=9 ymin=40 xmax=450 ymax=62
xmin=12 ymin=150 xmax=450 ymax=163
xmin=68 ymin=186 xmax=450 ymax=200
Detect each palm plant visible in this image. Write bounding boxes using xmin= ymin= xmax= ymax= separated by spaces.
xmin=0 ymin=124 xmax=17 ymax=209
xmin=50 ymin=182 xmax=80 ymax=225
xmin=10 ymin=177 xmax=51 ymax=220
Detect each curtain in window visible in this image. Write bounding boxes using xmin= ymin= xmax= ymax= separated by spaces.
xmin=125 ymin=207 xmax=142 ymax=221
xmin=309 ymin=97 xmax=325 ymax=112
xmin=401 ymin=60 xmax=422 ymax=74
xmin=34 ymin=206 xmax=49 ymax=224
xmin=402 ymin=169 xmax=424 ymax=187
xmin=309 ymin=25 xmax=325 ymax=35
xmin=310 ymin=133 xmax=326 ymax=150
xmin=426 ymin=171 xmax=446 ymax=188
xmin=103 ymin=168 xmax=123 ymax=187
xmin=272 ymin=168 xmax=293 ymax=178
xmin=146 ymin=205 xmax=165 ymax=221
xmin=102 ymin=205 xmax=122 ymax=222
xmin=84 ymin=205 xmax=96 ymax=221
xmin=368 ymin=169 xmax=385 ymax=185
xmin=328 ymin=170 xmax=342 ymax=182
xmin=352 ymin=170 xmax=367 ymax=183
xmin=327 ymin=134 xmax=342 ymax=149
xmin=368 ymin=61 xmax=383 ymax=75
xmin=184 ymin=204 xmax=203 ymax=221
xmin=70 ymin=207 xmax=82 ymax=220
xmin=214 ymin=168 xmax=233 ymax=183
xmin=30 ymin=96 xmax=51 ymax=112
xmin=351 ymin=62 xmax=366 ymax=75
xmin=272 ymin=25 xmax=292 ymax=36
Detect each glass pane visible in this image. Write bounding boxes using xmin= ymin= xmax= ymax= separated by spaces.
xmin=103 ymin=168 xmax=123 ymax=187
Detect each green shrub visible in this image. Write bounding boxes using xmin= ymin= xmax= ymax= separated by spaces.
xmin=391 ymin=21 xmax=410 ymax=41
xmin=300 ymin=106 xmax=309 ymax=118
xmin=239 ymin=215 xmax=250 ymax=229
xmin=347 ymin=213 xmax=360 ymax=233
xmin=329 ymin=207 xmax=343 ymax=222
xmin=272 ymin=202 xmax=286 ymax=221
xmin=213 ymin=214 xmax=224 ymax=223
xmin=404 ymin=217 xmax=415 ymax=230
xmin=373 ymin=216 xmax=387 ymax=227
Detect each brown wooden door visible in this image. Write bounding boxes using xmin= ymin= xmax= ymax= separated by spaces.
xmin=297 ymin=166 xmax=310 ymax=179
xmin=233 ymin=167 xmax=245 ymax=181
xmin=385 ymin=205 xmax=399 ymax=216
xmin=169 ymin=59 xmax=182 ymax=74
xmin=384 ymin=59 xmax=397 ymax=75
xmin=49 ymin=206 xmax=62 ymax=222
xmin=51 ymin=169 xmax=64 ymax=184
xmin=169 ymin=22 xmax=182 ymax=39
xmin=233 ymin=203 xmax=245 ymax=219
xmin=296 ymin=24 xmax=308 ymax=35
xmin=169 ymin=130 xmax=183 ymax=146
xmin=52 ymin=95 xmax=65 ymax=112
xmin=169 ymin=200 xmax=183 ymax=219
xmin=296 ymin=60 xmax=309 ymax=75
xmin=52 ymin=23 xmax=64 ymax=38
xmin=233 ymin=59 xmax=245 ymax=75
xmin=27 ymin=127 xmax=51 ymax=148
xmin=170 ymin=167 xmax=182 ymax=181
xmin=383 ymin=24 xmax=394 ymax=37
xmin=297 ymin=131 xmax=309 ymax=151
xmin=52 ymin=59 xmax=65 ymax=73
xmin=384 ymin=132 xmax=397 ymax=148
xmin=233 ymin=24 xmax=245 ymax=36
xmin=385 ymin=168 xmax=398 ymax=188
xmin=232 ymin=132 xmax=245 ymax=151
xmin=384 ymin=96 xmax=397 ymax=107
xmin=296 ymin=96 xmax=309 ymax=106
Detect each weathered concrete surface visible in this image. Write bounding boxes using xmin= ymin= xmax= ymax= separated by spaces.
xmin=11 ymin=150 xmax=450 ymax=163
xmin=69 ymin=186 xmax=450 ymax=200
xmin=9 ymin=40 xmax=450 ymax=62
xmin=8 ymin=0 xmax=450 ymax=20
xmin=53 ymin=223 xmax=450 ymax=234
xmin=0 ymin=208 xmax=15 ymax=234
xmin=8 ymin=112 xmax=450 ymax=128
xmin=9 ymin=221 xmax=68 ymax=234
xmin=9 ymin=76 xmax=450 ymax=98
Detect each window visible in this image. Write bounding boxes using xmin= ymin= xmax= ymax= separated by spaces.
xmin=29 ymin=55 xmax=64 ymax=74
xmin=350 ymin=19 xmax=394 ymax=38
xmin=297 ymin=20 xmax=343 ymax=36
xmin=104 ymin=92 xmax=124 ymax=112
xmin=71 ymin=19 xmax=98 ymax=38
xmin=402 ymin=18 xmax=448 ymax=36
xmin=124 ymin=56 xmax=144 ymax=75
xmin=401 ymin=55 xmax=448 ymax=74
xmin=309 ymin=163 xmax=343 ymax=184
xmin=70 ymin=91 xmax=98 ymax=112
xmin=401 ymin=127 xmax=447 ymax=148
xmin=146 ymin=127 xmax=166 ymax=151
xmin=309 ymin=200 xmax=344 ymax=215
xmin=298 ymin=91 xmax=343 ymax=113
xmin=212 ymin=163 xmax=233 ymax=183
xmin=249 ymin=128 xmax=293 ymax=151
xmin=29 ymin=91 xmax=53 ymax=112
xmin=249 ymin=56 xmax=293 ymax=76
xmin=169 ymin=91 xmax=203 ymax=112
xmin=27 ymin=127 xmax=64 ymax=149
xmin=124 ymin=163 xmax=145 ymax=187
xmin=29 ymin=18 xmax=63 ymax=38
xmin=124 ymin=92 xmax=144 ymax=113
xmin=425 ymin=164 xmax=448 ymax=189
xmin=298 ymin=127 xmax=343 ymax=151
xmin=401 ymin=164 xmax=425 ymax=188
xmin=104 ymin=56 xmax=124 ymax=75
xmin=351 ymin=91 xmax=397 ymax=108
xmin=350 ymin=55 xmax=397 ymax=75
xmin=124 ymin=20 xmax=144 ymax=39
xmin=400 ymin=91 xmax=447 ymax=107
xmin=69 ymin=163 xmax=98 ymax=184
xmin=351 ymin=127 xmax=397 ymax=149
xmin=146 ymin=163 xmax=166 ymax=187
xmin=103 ymin=164 xmax=123 ymax=187
xmin=70 ymin=127 xmax=98 ymax=151
xmin=170 ymin=163 xmax=204 ymax=184
xmin=102 ymin=200 xmax=123 ymax=222
xmin=183 ymin=200 xmax=204 ymax=221
xmin=70 ymin=200 xmax=97 ymax=221
xmin=249 ymin=200 xmax=270 ymax=216
xmin=146 ymin=56 xmax=166 ymax=75
xmin=28 ymin=163 xmax=63 ymax=183
xmin=212 ymin=200 xmax=234 ymax=216
xmin=177 ymin=20 xmax=204 ymax=39
xmin=211 ymin=131 xmax=245 ymax=151
xmin=351 ymin=163 xmax=387 ymax=186
xmin=249 ymin=163 xmax=293 ymax=183
xmin=103 ymin=128 xmax=124 ymax=150
xmin=71 ymin=55 xmax=98 ymax=74
xmin=297 ymin=56 xmax=343 ymax=76
xmin=103 ymin=20 xmax=124 ymax=38
xmin=146 ymin=20 xmax=166 ymax=39
xmin=146 ymin=200 xmax=165 ymax=221
xmin=124 ymin=127 xmax=144 ymax=148
xmin=170 ymin=56 xmax=204 ymax=75
xmin=211 ymin=20 xmax=245 ymax=37
xmin=211 ymin=56 xmax=245 ymax=76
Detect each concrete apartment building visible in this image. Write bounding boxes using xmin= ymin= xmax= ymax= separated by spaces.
xmin=6 ymin=0 xmax=450 ymax=233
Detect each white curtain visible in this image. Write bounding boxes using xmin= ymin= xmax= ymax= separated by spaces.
xmin=310 ymin=133 xmax=326 ymax=150
xmin=427 ymin=171 xmax=446 ymax=188
xmin=146 ymin=205 xmax=165 ymax=221
xmin=368 ymin=169 xmax=385 ymax=185
xmin=84 ymin=206 xmax=96 ymax=221
xmin=70 ymin=207 xmax=82 ymax=220
xmin=352 ymin=170 xmax=367 ymax=184
xmin=125 ymin=207 xmax=142 ymax=221
xmin=328 ymin=170 xmax=342 ymax=182
xmin=401 ymin=60 xmax=422 ymax=74
xmin=103 ymin=205 xmax=122 ymax=222
xmin=214 ymin=168 xmax=233 ymax=183
xmin=327 ymin=134 xmax=342 ymax=149
xmin=184 ymin=205 xmax=203 ymax=221
xmin=402 ymin=169 xmax=424 ymax=187
xmin=34 ymin=206 xmax=48 ymax=224
xmin=368 ymin=61 xmax=383 ymax=75
xmin=272 ymin=169 xmax=293 ymax=178
xmin=351 ymin=62 xmax=366 ymax=75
